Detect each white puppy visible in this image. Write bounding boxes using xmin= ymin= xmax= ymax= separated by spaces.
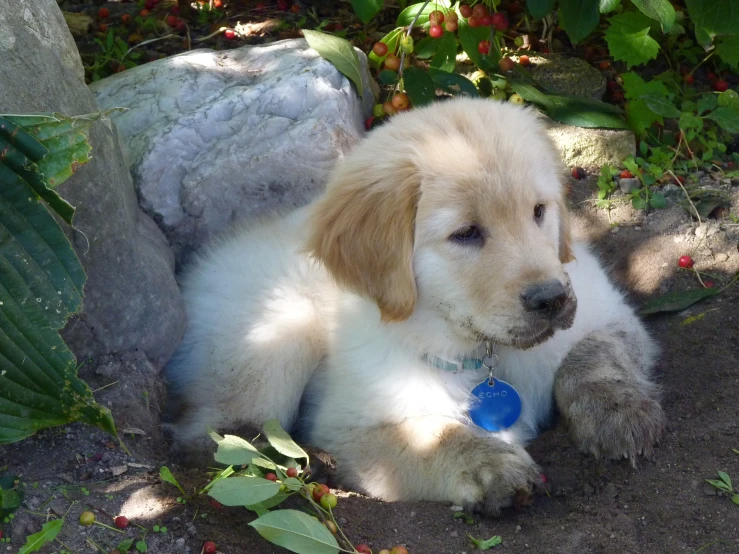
xmin=164 ymin=98 xmax=664 ymax=513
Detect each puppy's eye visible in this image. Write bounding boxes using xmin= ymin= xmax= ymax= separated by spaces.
xmin=534 ymin=204 xmax=545 ymax=222
xmin=451 ymin=225 xmax=483 ymax=245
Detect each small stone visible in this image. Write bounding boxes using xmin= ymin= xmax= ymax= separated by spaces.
xmin=450 ymin=505 xmax=464 ymax=511
xmin=662 ymin=183 xmax=680 ymax=195
xmin=715 ymin=252 xmax=729 ymax=262
xmin=611 ymin=226 xmax=620 ymax=233
xmin=450 ymin=530 xmax=459 ymax=538
xmin=111 ymin=465 xmax=128 ymax=476
xmin=515 ymin=525 xmax=522 ymax=532
xmin=619 ymin=177 xmax=641 ymax=193
xmin=634 ymin=226 xmax=641 ymax=231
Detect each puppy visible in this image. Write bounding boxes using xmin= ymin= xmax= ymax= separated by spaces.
xmin=164 ymin=98 xmax=664 ymax=514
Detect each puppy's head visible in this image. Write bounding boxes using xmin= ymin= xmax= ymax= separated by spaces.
xmin=305 ymin=98 xmax=576 ymax=349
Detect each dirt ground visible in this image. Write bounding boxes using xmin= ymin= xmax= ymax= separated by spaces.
xmin=2 ymin=174 xmax=738 ymax=554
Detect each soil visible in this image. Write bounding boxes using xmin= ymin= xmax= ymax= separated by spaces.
xmin=2 ymin=174 xmax=738 ymax=554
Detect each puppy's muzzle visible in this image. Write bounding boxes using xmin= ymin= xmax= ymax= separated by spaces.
xmin=520 ymin=280 xmax=576 ymax=329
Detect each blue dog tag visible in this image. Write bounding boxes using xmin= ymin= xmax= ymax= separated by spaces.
xmin=469 ymin=377 xmax=522 ymax=432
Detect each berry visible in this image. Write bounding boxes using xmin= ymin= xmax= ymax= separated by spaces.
xmin=707 ymin=71 xmax=717 ymax=83
xmin=620 ymin=170 xmax=633 ymax=178
xmin=209 ymin=499 xmax=224 ymax=509
xmin=445 ymin=11 xmax=458 ymax=24
xmin=683 ymin=73 xmax=694 ymax=84
xmin=167 ymin=14 xmax=178 ymax=27
xmin=445 ymin=20 xmax=458 ymax=31
xmin=213 ymin=0 xmax=223 ymax=7
xmin=399 ymin=35 xmax=414 ymax=54
xmin=514 ymin=35 xmax=525 ymax=47
xmin=356 ymin=545 xmax=372 ymax=554
xmin=372 ymin=104 xmax=385 ymax=118
xmin=391 ymin=92 xmax=410 ymax=110
xmin=390 ymin=547 xmax=409 ymax=554
xmin=139 ymin=9 xmax=150 ymax=17
xmin=429 ymin=10 xmax=445 ymax=25
xmin=572 ymin=167 xmax=586 ymax=179
xmin=382 ymin=101 xmax=397 ymax=115
xmin=467 ymin=15 xmax=480 ymax=27
xmin=365 ymin=116 xmax=374 ymax=130
xmin=459 ymin=4 xmax=473 ymax=18
xmin=498 ymin=57 xmax=515 ymax=71
xmin=508 ymin=93 xmax=524 ymax=105
xmin=98 ymin=7 xmax=110 ymax=18
xmin=518 ymin=54 xmax=530 ymax=66
xmin=429 ymin=24 xmax=444 ymax=38
xmin=491 ymin=12 xmax=508 ymax=30
xmin=373 ymin=42 xmax=388 ymax=57
xmin=325 ymin=521 xmax=338 ymax=534
xmin=290 ymin=4 xmax=300 ymax=12
xmin=224 ymin=29 xmax=236 ymax=40
xmin=286 ymin=467 xmax=298 ymax=478
xmin=384 ymin=54 xmax=401 ymax=71
xmin=265 ymin=473 xmax=277 ymax=481
xmin=714 ymin=79 xmax=729 ymax=92
xmin=539 ymin=472 xmax=548 ymax=484
xmin=277 ymin=0 xmax=290 ymax=10
xmin=320 ymin=493 xmax=338 ymax=510
xmin=477 ymin=40 xmax=490 ymax=55
xmin=312 ymin=483 xmax=330 ymax=501
xmin=80 ymin=511 xmax=96 ymax=526
xmin=121 ymin=13 xmax=131 ymax=24
xmin=114 ymin=516 xmax=129 ymax=529
xmin=98 ymin=23 xmax=108 ymax=32
xmin=678 ymin=255 xmax=694 ymax=269
xmin=599 ymin=61 xmax=610 ymax=70
xmin=472 ymin=3 xmax=488 ymax=17
xmin=203 ymin=542 xmax=217 ymax=554
xmin=479 ymin=14 xmax=493 ymax=26
xmin=176 ymin=19 xmax=186 ymax=31
xmin=704 ymin=280 xmax=715 ymax=288
xmin=171 ymin=5 xmax=181 ymax=14
xmin=379 ymin=551 xmax=391 ymax=554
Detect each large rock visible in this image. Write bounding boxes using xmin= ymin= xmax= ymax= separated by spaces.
xmin=91 ymin=39 xmax=375 ymax=261
xmin=545 ymin=120 xmax=636 ymax=169
xmin=0 ymin=0 xmax=185 ymax=369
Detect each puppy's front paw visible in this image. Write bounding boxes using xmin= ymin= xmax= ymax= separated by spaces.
xmin=566 ymin=386 xmax=665 ymax=463
xmin=461 ymin=442 xmax=541 ymax=516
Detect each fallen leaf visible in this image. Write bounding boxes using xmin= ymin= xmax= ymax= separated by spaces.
xmin=111 ymin=465 xmax=129 ymax=476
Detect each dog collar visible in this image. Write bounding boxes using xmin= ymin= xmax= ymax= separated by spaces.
xmin=422 ymin=353 xmax=484 ymax=373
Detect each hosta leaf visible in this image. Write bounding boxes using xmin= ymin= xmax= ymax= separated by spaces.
xmin=685 ymin=0 xmax=739 ymax=37
xmin=18 ymin=519 xmax=63 ymax=554
xmin=402 ymin=66 xmax=437 ymax=106
xmin=632 ymin=0 xmax=675 ymax=31
xmin=302 ymin=30 xmax=364 ymax=98
xmin=716 ymin=35 xmax=739 ymax=69
xmin=705 ymin=106 xmax=739 ymax=132
xmin=249 ymin=509 xmax=340 ymax=554
xmin=351 ymin=0 xmax=383 ymax=24
xmin=527 ymin=0 xmax=556 ymax=19
xmin=208 ymin=476 xmax=281 ymax=507
xmin=640 ymin=287 xmax=721 ymax=315
xmin=559 ymin=0 xmax=600 ymax=44
xmin=604 ymin=11 xmax=660 ymax=68
xmin=262 ymin=419 xmax=309 ymax=461
xmin=397 ymin=1 xmax=451 ymax=27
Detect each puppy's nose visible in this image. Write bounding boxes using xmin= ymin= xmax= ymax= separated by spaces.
xmin=521 ymin=281 xmax=568 ymax=316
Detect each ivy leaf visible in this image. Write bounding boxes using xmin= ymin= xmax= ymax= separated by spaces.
xmin=302 ymin=30 xmax=364 ymax=98
xmin=527 ymin=0 xmax=556 ymax=19
xmin=249 ymin=509 xmax=340 ymax=554
xmin=640 ymin=93 xmax=681 ymax=117
xmin=604 ymin=11 xmax=660 ymax=68
xmin=403 ymin=66 xmax=437 ymax=106
xmin=18 ymin=519 xmax=63 ymax=554
xmin=640 ymin=287 xmax=721 ymax=315
xmin=631 ymin=0 xmax=675 ymax=31
xmin=685 ymin=0 xmax=739 ymax=37
xmin=559 ymin=0 xmax=600 ymax=44
xmin=706 ymin=106 xmax=739 ymax=133
xmin=429 ymin=31 xmax=458 ymax=74
xmin=716 ymin=35 xmax=739 ymax=69
xmin=351 ymin=0 xmax=383 ymax=24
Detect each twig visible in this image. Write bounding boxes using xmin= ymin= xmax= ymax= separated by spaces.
xmin=667 ymin=169 xmax=702 ymax=225
xmin=122 ymin=34 xmax=179 ymax=63
xmin=396 ymin=0 xmax=431 ymax=93
xmin=91 ymin=381 xmax=118 ymax=393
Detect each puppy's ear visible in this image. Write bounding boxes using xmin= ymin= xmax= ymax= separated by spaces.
xmin=557 ymin=197 xmax=575 ymax=263
xmin=305 ymin=158 xmax=420 ymax=322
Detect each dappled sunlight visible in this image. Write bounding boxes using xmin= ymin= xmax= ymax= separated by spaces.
xmin=117 ymin=484 xmax=173 ymax=521
xmin=246 ymin=288 xmax=319 ymax=345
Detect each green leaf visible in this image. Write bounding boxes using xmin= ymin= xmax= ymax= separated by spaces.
xmin=546 ymin=95 xmax=628 ymax=128
xmin=0 ymin=488 xmax=21 ymax=513
xmin=559 ymin=0 xmax=600 ymax=44
xmin=622 ymin=72 xmax=668 ymax=133
xmin=118 ymin=538 xmax=135 ymax=552
xmin=600 ymin=0 xmax=621 ymax=13
xmin=429 ymin=31 xmax=458 ymax=74
xmin=640 ymin=93 xmax=681 ymax=117
xmin=378 ymin=70 xmax=399 ymax=85
xmin=262 ymin=419 xmax=309 ymax=461
xmin=136 ymin=540 xmax=148 ymax=552
xmin=159 ymin=466 xmax=186 ymax=496
xmin=431 ymin=72 xmax=479 ymax=97
xmin=18 ymin=519 xmax=63 ymax=554
xmin=509 ymin=81 xmax=555 ymax=109
xmin=403 ymin=67 xmax=437 ymax=106
xmin=457 ymin=11 xmax=495 ymax=71
xmin=302 ymin=30 xmax=364 ymax=98
xmin=212 ymin=433 xmax=262 ymax=466
xmin=649 ymin=192 xmax=667 ymax=209
xmin=732 ymin=494 xmax=739 ymax=505
xmin=706 ymin=106 xmax=739 ymax=133
xmin=246 ymin=490 xmax=291 ymax=515
xmin=249 ymin=509 xmax=340 ymax=554
xmin=696 ymin=94 xmax=718 ymax=115
xmin=640 ymin=287 xmax=721 ymax=315
xmin=397 ymin=1 xmax=451 ymax=27
xmin=604 ymin=11 xmax=660 ymax=68
xmin=468 ymin=534 xmax=503 ymax=549
xmin=706 ymin=478 xmax=732 ymax=491
xmin=208 ymin=476 xmax=281 ymax=506
xmin=631 ymin=0 xmax=675 ymax=31
xmin=527 ymin=0 xmax=556 ymax=19
xmin=679 ymin=111 xmax=703 ymax=132
xmin=351 ymin=0 xmax=383 ymax=24
xmin=718 ymin=471 xmax=733 ymax=489
xmin=685 ymin=0 xmax=739 ymax=37
xmin=716 ymin=35 xmax=739 ymax=69
xmin=632 ymin=195 xmax=648 ymax=210
xmin=413 ymin=36 xmax=440 ymax=59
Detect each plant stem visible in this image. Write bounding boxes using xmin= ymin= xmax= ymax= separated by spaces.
xmin=396 ymin=0 xmax=431 ymax=92
xmin=667 ymin=169 xmax=702 ymax=225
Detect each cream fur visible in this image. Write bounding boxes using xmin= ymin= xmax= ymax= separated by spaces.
xmin=164 ymin=98 xmax=662 ymax=512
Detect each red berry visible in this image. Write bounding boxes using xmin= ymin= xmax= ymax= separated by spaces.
xmin=498 ymin=57 xmax=515 ymax=71
xmin=539 ymin=473 xmax=548 ymax=484
xmin=674 ymin=175 xmax=685 ymax=184
xmin=519 ymin=54 xmax=530 ymax=66
xmin=203 ymin=542 xmax=217 ymax=554
xmin=98 ymin=23 xmax=108 ymax=32
xmin=145 ymin=0 xmax=155 ymax=9
xmin=121 ymin=13 xmax=131 ymax=24
xmin=429 ymin=10 xmax=445 ymax=25
xmin=373 ymin=42 xmax=388 ymax=57
xmin=365 ymin=116 xmax=374 ymax=130
xmin=384 ymin=54 xmax=400 ymax=71
xmin=176 ymin=19 xmax=186 ymax=31
xmin=166 ymin=14 xmax=178 ymax=26
xmin=714 ymin=79 xmax=729 ymax=92
xmin=312 ymin=483 xmax=330 ymax=501
xmin=467 ymin=15 xmax=480 ymax=27
xmin=683 ymin=73 xmax=694 ymax=84
xmin=213 ymin=0 xmax=223 ymax=6
xmin=599 ymin=61 xmax=610 ymax=70
xmin=572 ymin=167 xmax=586 ymax=179
xmin=382 ymin=101 xmax=396 ymax=115
xmin=704 ymin=280 xmax=715 ymax=288
xmin=286 ymin=467 xmax=298 ymax=478
xmin=139 ymin=9 xmax=150 ymax=17
xmin=429 ymin=24 xmax=444 ymax=38
xmin=98 ymin=7 xmax=110 ymax=18
xmin=277 ymin=0 xmax=290 ymax=10
xmin=445 ymin=11 xmax=458 ymax=24
xmin=607 ymin=80 xmax=619 ymax=91
xmin=459 ymin=4 xmax=473 ymax=18
xmin=171 ymin=5 xmax=181 ymax=14
xmin=491 ymin=12 xmax=508 ymax=30
xmin=391 ymin=92 xmax=410 ymax=110
xmin=224 ymin=29 xmax=236 ymax=40
xmin=265 ymin=473 xmax=277 ymax=481
xmin=707 ymin=71 xmax=717 ymax=83
xmin=620 ymin=170 xmax=633 ymax=178
xmin=479 ymin=14 xmax=493 ymax=26
xmin=114 ymin=515 xmax=129 ymax=529
xmin=472 ymin=3 xmax=488 ymax=17
xmin=209 ymin=499 xmax=224 ymax=509
xmin=356 ymin=545 xmax=372 ymax=554
xmin=445 ymin=20 xmax=458 ymax=31
xmin=478 ymin=40 xmax=490 ymax=55
xmin=678 ymin=255 xmax=694 ymax=269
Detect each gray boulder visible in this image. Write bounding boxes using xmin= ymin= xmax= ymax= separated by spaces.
xmin=0 ymin=0 xmax=185 ymax=369
xmin=91 ymin=38 xmax=375 ymax=261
